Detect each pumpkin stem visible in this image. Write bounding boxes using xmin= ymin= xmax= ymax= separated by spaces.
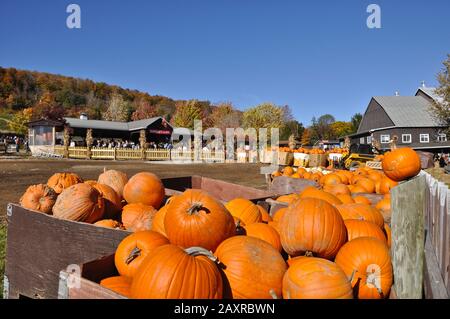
xmin=268 ymin=289 xmax=278 ymax=299
xmin=185 ymin=246 xmax=220 ymax=264
xmin=366 ymin=274 xmax=384 ymax=298
xmin=125 ymin=246 xmax=141 ymax=264
xmin=187 ymin=202 xmax=204 ymax=215
xmin=349 ymin=269 xmax=358 ymax=285
xmin=304 ymin=251 xmax=314 ymax=257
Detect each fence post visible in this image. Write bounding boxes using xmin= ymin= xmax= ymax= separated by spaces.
xmin=113 ymin=148 xmax=117 ymax=161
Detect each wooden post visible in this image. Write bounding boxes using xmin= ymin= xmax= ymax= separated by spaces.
xmin=139 ymin=129 xmax=147 ymax=161
xmin=86 ymin=128 xmax=93 ymax=160
xmin=63 ymin=126 xmax=70 ymax=159
xmin=391 ymin=174 xmax=426 ymax=299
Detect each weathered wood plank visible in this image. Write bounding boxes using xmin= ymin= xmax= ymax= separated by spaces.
xmin=391 ymin=174 xmax=426 ymax=299
xmin=423 ymin=234 xmax=449 ymax=299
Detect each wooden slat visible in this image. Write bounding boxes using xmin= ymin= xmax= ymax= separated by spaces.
xmin=391 ymin=174 xmax=426 ymax=299
xmin=423 ymin=233 xmax=449 ymax=299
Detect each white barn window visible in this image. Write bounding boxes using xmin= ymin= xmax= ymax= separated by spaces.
xmin=380 ymin=135 xmax=390 ymax=143
xmin=402 ymin=134 xmax=412 ymax=144
xmin=420 ymin=134 xmax=429 ymax=143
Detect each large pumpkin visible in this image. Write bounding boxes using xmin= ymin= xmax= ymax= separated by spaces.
xmin=100 ymin=276 xmax=131 ymax=297
xmin=52 ymin=183 xmax=104 ymax=223
xmin=20 ymin=184 xmax=57 ymax=214
xmin=98 ymin=169 xmax=128 ymax=199
xmin=335 ymin=203 xmax=384 ymax=228
xmin=115 ymin=230 xmax=169 ymax=278
xmin=151 ymin=204 xmax=169 ymax=237
xmin=123 ymin=172 xmax=165 ymax=209
xmin=87 ymin=182 xmax=122 ymax=219
xmin=121 ymin=203 xmax=158 ymax=232
xmin=382 ymin=148 xmax=421 ymax=181
xmin=279 ymin=198 xmax=347 ymax=259
xmin=47 ymin=172 xmax=82 ymax=194
xmin=131 ymin=245 xmax=223 ymax=299
xmin=225 ymin=198 xmax=262 ymax=226
xmin=244 ymin=223 xmax=282 ymax=252
xmin=165 ymin=189 xmax=236 ymax=251
xmin=299 ymin=186 xmax=342 ymax=205
xmin=335 ymin=237 xmax=393 ymax=299
xmin=215 ymin=236 xmax=287 ymax=299
xmin=344 ymin=220 xmax=386 ymax=243
xmin=282 ymin=257 xmax=353 ymax=299
xmin=336 ymin=194 xmax=355 ymax=204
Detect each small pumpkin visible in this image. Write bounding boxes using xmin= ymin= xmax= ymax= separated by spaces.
xmin=335 ymin=237 xmax=393 ymax=299
xmin=165 ymin=189 xmax=236 ymax=251
xmin=321 ymin=174 xmax=342 ymax=186
xmin=115 ymin=230 xmax=169 ymax=278
xmin=283 ymin=166 xmax=295 ymax=176
xmin=225 ymin=198 xmax=262 ymax=226
xmin=335 ymin=203 xmax=384 ymax=228
xmin=99 ymin=276 xmax=132 ymax=297
xmin=215 ymin=236 xmax=287 ymax=299
xmin=47 ymin=172 xmax=82 ymax=194
xmin=349 ymin=185 xmax=369 ymax=194
xmin=123 ymin=172 xmax=165 ymax=209
xmin=98 ymin=169 xmax=128 ymax=199
xmin=94 ymin=219 xmax=124 ymax=229
xmin=376 ymin=197 xmax=391 ymax=222
xmin=344 ymin=219 xmax=387 ymax=243
xmin=276 ymin=194 xmax=300 ymax=205
xmin=353 ymin=195 xmax=372 ymax=205
xmin=279 ymin=198 xmax=347 ymax=259
xmin=355 ymin=178 xmax=376 ymax=193
xmin=20 ymin=184 xmax=57 ymax=214
xmin=256 ymin=205 xmax=272 ymax=223
xmin=323 ymin=184 xmax=351 ymax=196
xmin=282 ymin=257 xmax=353 ymax=299
xmin=52 ymin=183 xmax=104 ymax=223
xmin=376 ymin=177 xmax=398 ymax=194
xmin=131 ymin=245 xmax=223 ymax=299
xmin=382 ymin=147 xmax=421 ymax=181
xmin=122 ymin=203 xmax=157 ymax=232
xmin=244 ymin=223 xmax=282 ymax=252
xmin=299 ymin=186 xmax=342 ymax=205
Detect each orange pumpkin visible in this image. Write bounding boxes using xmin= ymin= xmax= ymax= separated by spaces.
xmin=123 ymin=172 xmax=165 ymax=209
xmin=321 ymin=174 xmax=342 ymax=186
xmin=353 ymin=195 xmax=372 ymax=205
xmin=376 ymin=197 xmax=391 ymax=221
xmin=335 ymin=237 xmax=393 ymax=299
xmin=336 ymin=194 xmax=355 ymax=204
xmin=88 ymin=182 xmax=122 ymax=219
xmin=151 ymin=204 xmax=168 ymax=236
xmin=376 ymin=177 xmax=398 ymax=195
xmin=215 ymin=236 xmax=287 ymax=299
xmin=99 ymin=276 xmax=131 ymax=297
xmin=98 ymin=169 xmax=128 ymax=199
xmin=283 ymin=166 xmax=295 ymax=176
xmin=20 ymin=184 xmax=57 ymax=214
xmin=165 ymin=189 xmax=236 ymax=251
xmin=47 ymin=172 xmax=82 ymax=194
xmin=225 ymin=198 xmax=262 ymax=226
xmin=290 ymin=172 xmax=302 ymax=178
xmin=115 ymin=230 xmax=169 ymax=278
xmin=256 ymin=205 xmax=272 ymax=223
xmin=355 ymin=178 xmax=376 ymax=193
xmin=350 ymin=185 xmax=369 ymax=194
xmin=122 ymin=203 xmax=157 ymax=232
xmin=52 ymin=183 xmax=104 ymax=223
xmin=299 ymin=186 xmax=342 ymax=205
xmin=272 ymin=207 xmax=287 ymax=223
xmin=344 ymin=220 xmax=387 ymax=243
xmin=244 ymin=223 xmax=282 ymax=252
xmin=276 ymin=194 xmax=300 ymax=205
xmin=94 ymin=219 xmax=124 ymax=229
xmin=334 ymin=171 xmax=350 ymax=185
xmin=384 ymin=223 xmax=391 ymax=249
xmin=279 ymin=198 xmax=347 ymax=259
xmin=382 ymin=148 xmax=421 ymax=181
xmin=335 ymin=203 xmax=384 ymax=228
xmin=282 ymin=257 xmax=353 ymax=299
xmin=131 ymin=245 xmax=223 ymax=299
xmin=272 ymin=171 xmax=282 ymax=178
xmin=323 ymin=184 xmax=351 ymax=196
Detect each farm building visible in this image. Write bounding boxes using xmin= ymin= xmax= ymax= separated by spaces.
xmin=342 ymin=85 xmax=450 ymax=154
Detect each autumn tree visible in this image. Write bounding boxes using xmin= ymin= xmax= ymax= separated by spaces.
xmin=172 ymin=99 xmax=204 ymax=129
xmin=301 ymin=128 xmax=312 ymax=146
xmin=430 ymin=54 xmax=450 ymax=135
xmin=131 ymin=99 xmax=157 ymax=121
xmin=103 ymin=93 xmax=131 ymax=122
xmin=209 ymin=102 xmax=242 ymax=133
xmin=33 ymin=91 xmax=65 ymax=121
xmin=351 ymin=113 xmax=363 ymax=133
xmin=8 ymin=108 xmax=33 ymax=135
xmin=330 ymin=121 xmax=354 ymax=139
xmin=242 ymin=103 xmax=285 ymax=131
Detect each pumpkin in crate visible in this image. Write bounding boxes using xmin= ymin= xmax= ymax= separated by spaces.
xmin=87 ymin=182 xmax=122 ymax=219
xmin=382 ymin=147 xmax=421 ymax=181
xmin=323 ymin=184 xmax=350 ymax=196
xmin=272 ymin=207 xmax=287 ymax=223
xmin=276 ymin=194 xmax=300 ymax=205
xmin=282 ymin=257 xmax=353 ymax=299
xmin=20 ymin=184 xmax=57 ymax=214
xmin=336 ymin=194 xmax=355 ymax=204
xmin=225 ymin=198 xmax=262 ymax=226
xmin=131 ymin=245 xmax=223 ymax=299
xmin=335 ymin=237 xmax=393 ymax=299
xmin=376 ymin=177 xmax=398 ymax=195
xmin=52 ymin=183 xmax=104 ymax=223
xmin=244 ymin=223 xmax=282 ymax=252
xmin=283 ymin=166 xmax=295 ymax=176
xmin=355 ymin=178 xmax=376 ymax=193
xmin=271 ymin=171 xmax=282 ymax=178
xmin=335 ymin=203 xmax=384 ymax=228
xmin=165 ymin=189 xmax=236 ymax=251
xmin=98 ymin=169 xmax=128 ymax=199
xmin=152 ymin=204 xmax=168 ymax=236
xmin=353 ymin=195 xmax=372 ymax=205
xmin=256 ymin=205 xmax=272 ymax=223
xmin=384 ymin=223 xmax=391 ymax=249
xmin=375 ymin=197 xmax=391 ymax=221
xmin=349 ymin=185 xmax=369 ymax=194
xmin=115 ymin=230 xmax=169 ymax=278
xmin=100 ymin=276 xmax=132 ymax=297
xmin=94 ymin=219 xmax=124 ymax=229
xmin=279 ymin=198 xmax=347 ymax=259
xmin=344 ymin=220 xmax=386 ymax=243
xmin=321 ymin=173 xmax=342 ymax=186
xmin=215 ymin=236 xmax=287 ymax=299
xmin=123 ymin=172 xmax=165 ymax=209
xmin=299 ymin=186 xmax=342 ymax=206
xmin=47 ymin=172 xmax=82 ymax=194
xmin=122 ymin=203 xmax=157 ymax=232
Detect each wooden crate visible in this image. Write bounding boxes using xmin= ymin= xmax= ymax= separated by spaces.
xmin=4 ymin=176 xmax=275 ymax=299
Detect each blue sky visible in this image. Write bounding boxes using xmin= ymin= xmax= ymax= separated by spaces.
xmin=0 ymin=0 xmax=449 ymax=125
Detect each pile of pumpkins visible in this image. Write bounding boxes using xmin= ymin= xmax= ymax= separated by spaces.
xmin=17 ymin=147 xmax=422 ymax=299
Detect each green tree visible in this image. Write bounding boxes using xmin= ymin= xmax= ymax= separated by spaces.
xmin=310 ymin=114 xmax=336 ymax=142
xmin=280 ymin=120 xmax=304 ymax=140
xmin=242 ymin=103 xmax=285 ymax=131
xmin=330 ymin=121 xmax=354 ymax=139
xmin=8 ymin=108 xmax=33 ymax=135
xmin=103 ymin=93 xmax=130 ymax=122
xmin=172 ymin=99 xmax=204 ymax=129
xmin=430 ymin=54 xmax=450 ymax=135
xmin=351 ymin=113 xmax=363 ymax=133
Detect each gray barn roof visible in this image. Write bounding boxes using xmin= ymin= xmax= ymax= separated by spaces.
xmin=64 ymin=117 xmax=171 ymax=131
xmin=372 ymin=96 xmax=439 ymax=127
xmin=416 ymin=87 xmax=443 ymax=103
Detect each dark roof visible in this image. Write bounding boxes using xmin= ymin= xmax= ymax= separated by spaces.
xmin=27 ymin=119 xmax=65 ymax=127
xmin=63 ymin=117 xmax=172 ymax=131
xmin=372 ymin=96 xmax=439 ymax=127
xmin=378 ymin=142 xmax=450 ymax=150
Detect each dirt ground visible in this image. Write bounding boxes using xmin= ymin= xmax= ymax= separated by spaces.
xmin=0 ymin=158 xmax=268 ymax=222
